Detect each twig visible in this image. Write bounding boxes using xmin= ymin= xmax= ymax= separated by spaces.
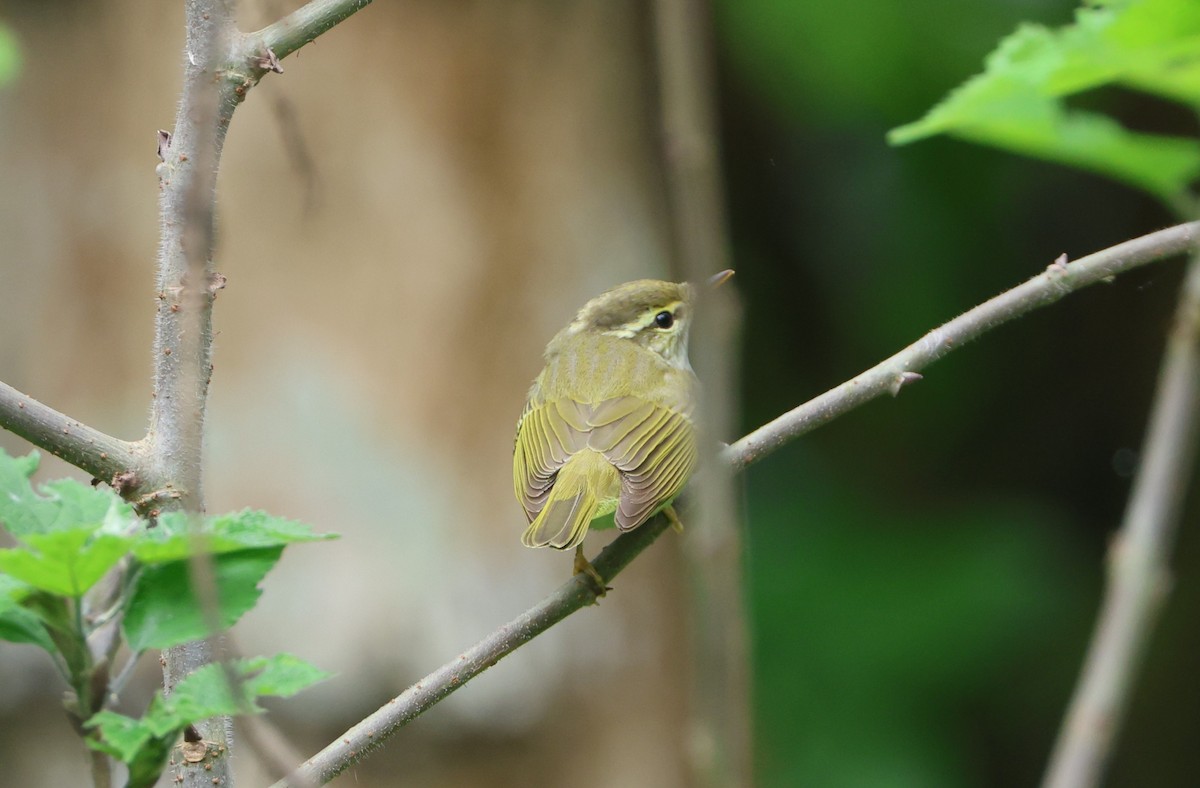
xmin=89 ymin=748 xmax=112 ymax=788
xmin=276 ymin=222 xmax=1198 ymax=787
xmin=0 ymin=381 xmax=141 ymax=483
xmin=107 ymin=650 xmax=143 ymax=702
xmin=273 ymin=518 xmax=672 ymax=788
xmin=251 ymin=0 xmax=375 ymax=61
xmin=725 ymin=221 xmax=1200 ymax=469
xmin=1043 ymin=248 xmax=1200 ymax=788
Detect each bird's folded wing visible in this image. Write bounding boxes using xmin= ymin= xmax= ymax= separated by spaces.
xmin=515 ymin=394 xmax=696 ymax=530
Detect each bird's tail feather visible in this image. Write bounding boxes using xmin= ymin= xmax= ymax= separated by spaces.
xmin=522 ymin=453 xmax=605 ymax=550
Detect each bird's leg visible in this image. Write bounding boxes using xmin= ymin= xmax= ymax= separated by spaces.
xmin=573 ymin=546 xmax=609 ymax=598
xmin=664 ymin=505 xmax=684 ymax=534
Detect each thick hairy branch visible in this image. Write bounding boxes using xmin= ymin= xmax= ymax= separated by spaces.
xmin=151 ymin=0 xmax=373 ymax=783
xmin=152 ymin=2 xmax=240 ymax=782
xmin=276 ymin=222 xmax=1199 ymax=786
xmin=0 ymin=1 xmax=371 ymax=785
xmin=0 ymin=0 xmax=375 ymax=496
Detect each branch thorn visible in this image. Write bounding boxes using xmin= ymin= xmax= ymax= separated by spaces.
xmin=208 ymin=272 xmax=228 ymax=297
xmin=889 ymin=371 xmax=923 ymax=396
xmin=255 ymin=46 xmax=284 ymax=74
xmin=111 ymin=471 xmax=138 ymax=496
xmin=157 ymin=130 xmax=172 ymax=162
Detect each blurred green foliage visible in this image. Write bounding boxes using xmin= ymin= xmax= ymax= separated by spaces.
xmin=714 ymin=0 xmax=1199 ymax=784
xmin=891 ymin=0 xmax=1200 ymax=208
xmin=0 ymin=23 xmax=20 ymax=85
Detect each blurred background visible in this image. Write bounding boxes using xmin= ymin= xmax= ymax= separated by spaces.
xmin=1 ymin=0 xmax=1197 ymax=786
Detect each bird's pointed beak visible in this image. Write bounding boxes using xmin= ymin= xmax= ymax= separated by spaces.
xmin=707 ymin=269 xmax=735 ymax=289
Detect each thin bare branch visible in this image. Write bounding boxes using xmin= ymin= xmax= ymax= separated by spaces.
xmin=252 ymin=0 xmax=375 ymax=62
xmin=0 ymin=380 xmax=141 ymax=482
xmin=273 ymin=518 xmax=672 ymax=787
xmin=725 ymin=221 xmax=1200 ymax=469
xmin=1043 ymin=247 xmax=1200 ymax=788
xmin=277 ymin=221 xmax=1198 ymax=787
xmin=89 ymin=748 xmax=112 ymax=788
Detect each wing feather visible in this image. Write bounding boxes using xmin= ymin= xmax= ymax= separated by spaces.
xmin=515 ymin=392 xmax=696 ymax=535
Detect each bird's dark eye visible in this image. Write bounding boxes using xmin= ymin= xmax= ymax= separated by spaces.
xmin=654 ymin=310 xmax=674 ymax=329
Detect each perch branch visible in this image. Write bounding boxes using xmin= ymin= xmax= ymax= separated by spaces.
xmin=725 ymin=221 xmax=1200 ymax=469
xmin=1043 ymin=249 xmax=1200 ymax=788
xmin=275 ymin=221 xmax=1198 ymax=787
xmin=274 ymin=517 xmax=672 ymax=787
xmin=0 ymin=381 xmax=141 ymax=482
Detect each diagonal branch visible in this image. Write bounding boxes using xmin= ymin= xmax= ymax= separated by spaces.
xmin=275 ymin=518 xmax=671 ymax=788
xmin=1043 ymin=248 xmax=1200 ymax=788
xmin=725 ymin=221 xmax=1200 ymax=469
xmin=0 ymin=381 xmax=141 ymax=482
xmin=250 ymin=0 xmax=376 ymax=62
xmin=275 ymin=222 xmax=1200 ymax=787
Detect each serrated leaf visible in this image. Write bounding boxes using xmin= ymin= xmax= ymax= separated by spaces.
xmin=86 ymin=710 xmax=175 ymax=788
xmin=131 ymin=509 xmax=335 ymax=564
xmin=1107 ymin=0 xmax=1200 ymax=104
xmin=152 ymin=653 xmax=332 ymax=725
xmin=0 ymin=575 xmax=55 ymax=652
xmin=239 ymin=653 xmax=333 ymax=697
xmin=86 ymin=710 xmax=156 ymax=762
xmin=0 ymin=528 xmax=130 ymax=597
xmin=0 ymin=448 xmax=137 ymax=538
xmin=87 ymin=653 xmax=330 ymax=778
xmin=890 ymin=0 xmax=1200 ymax=205
xmin=18 ymin=589 xmax=89 ymax=675
xmin=122 ymin=547 xmax=283 ymax=651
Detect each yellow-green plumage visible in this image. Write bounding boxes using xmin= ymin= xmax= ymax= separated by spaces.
xmin=514 ymin=280 xmax=699 ymax=551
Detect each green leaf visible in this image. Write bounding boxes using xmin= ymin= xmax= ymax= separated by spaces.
xmin=86 ymin=710 xmax=176 ymax=788
xmin=131 ymin=509 xmax=335 ymax=564
xmin=0 ymin=24 xmax=19 ymax=86
xmin=122 ymin=547 xmax=284 ymax=651
xmin=238 ymin=653 xmax=333 ymax=697
xmin=0 ymin=575 xmax=55 ymax=652
xmin=0 ymin=448 xmax=137 ymax=538
xmin=86 ymin=710 xmax=158 ymax=763
xmin=890 ymin=0 xmax=1200 ymax=205
xmin=18 ymin=589 xmax=90 ymax=676
xmin=157 ymin=653 xmax=332 ymax=722
xmin=87 ymin=653 xmax=330 ymax=787
xmin=0 ymin=529 xmax=130 ymax=597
